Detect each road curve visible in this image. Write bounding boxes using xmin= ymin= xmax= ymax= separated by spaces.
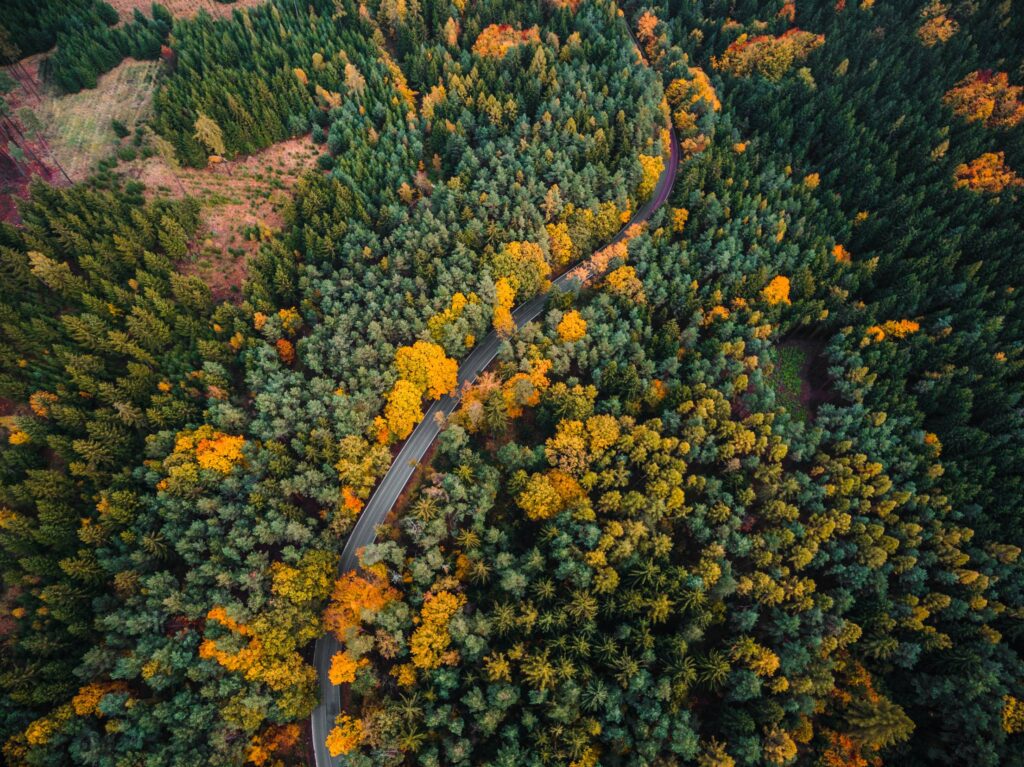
xmin=311 ymin=16 xmax=680 ymax=766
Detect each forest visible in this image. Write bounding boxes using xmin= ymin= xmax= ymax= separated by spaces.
xmin=0 ymin=0 xmax=1022 ymax=766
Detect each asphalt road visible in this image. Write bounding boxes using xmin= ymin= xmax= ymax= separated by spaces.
xmin=310 ymin=17 xmax=680 ymax=766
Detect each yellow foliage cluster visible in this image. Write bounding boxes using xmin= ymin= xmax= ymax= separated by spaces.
xmin=472 ymin=24 xmax=541 ymax=58
xmin=804 ymin=172 xmax=821 ymax=189
xmin=944 ymin=71 xmax=1024 ymax=129
xmin=637 ymin=154 xmax=665 ymax=200
xmin=1003 ymin=695 xmax=1024 ymax=734
xmin=546 ymin=221 xmax=574 ymax=266
xmin=7 ymin=428 xmax=29 ymax=445
xmin=865 ymin=319 xmax=920 ymax=343
xmin=326 ymin=714 xmax=365 ymax=757
xmin=731 ymin=636 xmax=781 ymax=677
xmin=395 ymin=341 xmax=458 ymax=399
xmin=421 ymin=83 xmax=447 ymax=120
xmin=71 ymin=682 xmax=124 ymax=717
xmin=493 ymin=277 xmax=517 ymax=335
xmin=494 ymin=240 xmax=551 ymax=300
xmin=557 ymin=310 xmax=587 ymax=342
xmin=376 ymin=341 xmax=459 ymax=441
xmin=672 ymin=207 xmax=690 ymax=233
xmin=954 ymin=152 xmax=1023 ymax=193
xmin=761 ymin=275 xmax=792 ymax=305
xmin=176 ymin=425 xmax=245 ymax=473
xmin=516 ymin=469 xmax=584 ymax=520
xmin=712 ymin=29 xmax=825 ymax=81
xmin=605 ymin=265 xmax=646 ymax=304
xmin=666 ymin=67 xmax=720 ymax=133
xmin=918 ymin=1 xmax=958 ymax=46
xmin=410 ymin=590 xmax=466 ymax=669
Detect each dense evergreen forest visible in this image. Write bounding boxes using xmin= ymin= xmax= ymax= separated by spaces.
xmin=1 ymin=0 xmax=1023 ymax=766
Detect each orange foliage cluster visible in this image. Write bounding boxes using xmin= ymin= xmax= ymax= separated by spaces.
xmin=761 ymin=275 xmax=792 ymax=305
xmin=819 ymin=730 xmax=870 ymax=767
xmin=410 ymin=590 xmax=466 ymax=669
xmin=168 ymin=425 xmax=246 ymax=478
xmin=246 ymin=724 xmax=300 ymax=766
xmin=778 ymin=1 xmax=796 ymax=22
xmin=833 ymin=244 xmax=852 ymax=263
xmin=275 ymin=338 xmax=295 ymax=365
xmin=713 ymin=28 xmax=825 ymax=81
xmin=341 ymin=486 xmax=364 ymax=516
xmin=918 ymin=1 xmax=958 ymax=46
xmin=503 ymin=356 xmax=552 ymax=418
xmin=324 ymin=570 xmax=399 ymax=641
xmin=944 ymin=71 xmax=1024 ymax=129
xmin=954 ymin=152 xmax=1023 ymax=193
xmin=28 ymin=390 xmax=58 ymax=417
xmin=328 ymin=650 xmax=366 ymax=684
xmin=557 ymin=310 xmax=587 ymax=342
xmin=472 ymin=24 xmax=541 ymax=59
xmin=636 ymin=11 xmax=662 ymax=62
xmin=326 ymin=714 xmax=365 ymax=757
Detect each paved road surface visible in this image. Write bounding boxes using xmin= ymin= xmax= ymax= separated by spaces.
xmin=311 ymin=15 xmax=680 ymax=765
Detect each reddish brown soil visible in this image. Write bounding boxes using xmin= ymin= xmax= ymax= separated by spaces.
xmin=107 ymin=0 xmax=268 ymax=20
xmin=0 ymin=56 xmax=70 ymax=224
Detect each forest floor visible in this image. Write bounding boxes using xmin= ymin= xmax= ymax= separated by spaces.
xmin=106 ymin=0 xmax=268 ymax=20
xmin=126 ymin=135 xmax=321 ymax=301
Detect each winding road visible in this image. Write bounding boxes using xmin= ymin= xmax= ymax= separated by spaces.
xmin=310 ymin=14 xmax=680 ymax=766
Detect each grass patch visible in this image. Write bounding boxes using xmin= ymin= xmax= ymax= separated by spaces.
xmin=36 ymin=58 xmax=159 ymax=181
xmin=770 ymin=345 xmax=811 ymax=423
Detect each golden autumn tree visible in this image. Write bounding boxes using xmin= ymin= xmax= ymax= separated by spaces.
xmin=918 ymin=1 xmax=958 ymax=46
xmin=605 ymin=265 xmax=647 ymax=304
xmin=493 ymin=277 xmax=516 ymax=335
xmin=379 ymin=379 xmax=424 ymax=441
xmin=410 ymin=590 xmax=466 ymax=669
xmin=326 ymin=714 xmax=365 ymax=757
xmin=557 ymin=310 xmax=587 ymax=342
xmin=324 ymin=569 xmax=399 ymax=640
xmin=638 ymin=154 xmax=665 ymax=199
xmin=395 ymin=340 xmax=458 ymax=399
xmin=761 ymin=275 xmax=792 ymax=305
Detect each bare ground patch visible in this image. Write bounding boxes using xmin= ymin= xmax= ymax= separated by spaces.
xmin=125 ymin=135 xmax=321 ymax=301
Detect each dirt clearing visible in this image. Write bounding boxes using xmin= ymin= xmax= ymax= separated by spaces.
xmin=106 ymin=0 xmax=269 ymax=20
xmin=127 ymin=135 xmax=321 ymax=300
